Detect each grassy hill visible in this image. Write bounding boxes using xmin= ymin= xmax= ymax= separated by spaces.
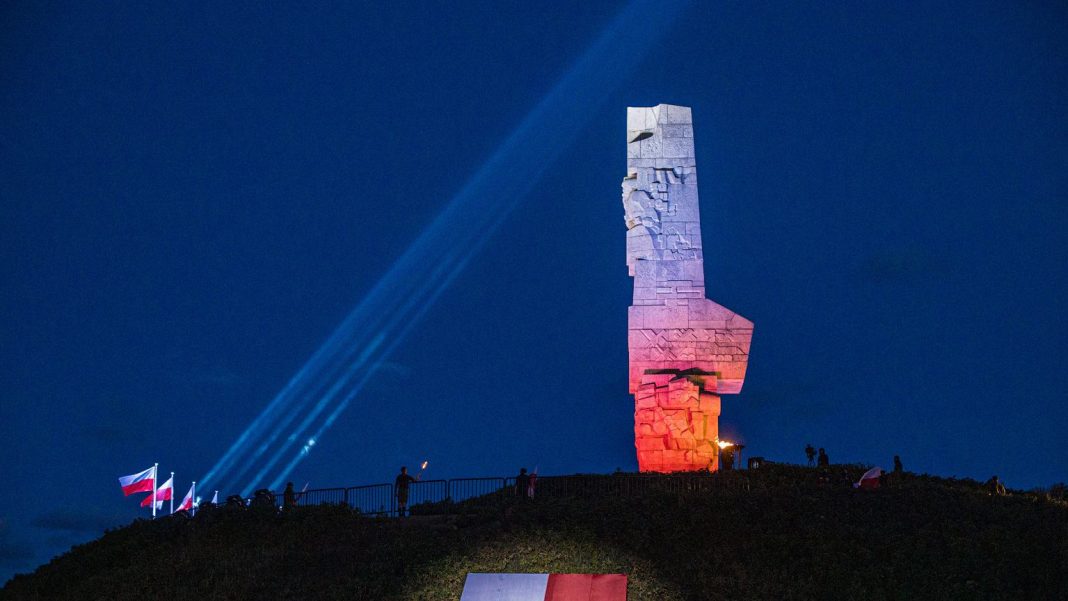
xmin=2 ymin=465 xmax=1066 ymax=600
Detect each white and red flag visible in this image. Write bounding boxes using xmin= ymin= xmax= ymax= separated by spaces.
xmin=142 ymin=475 xmax=173 ymax=508
xmin=854 ymin=467 xmax=884 ymax=490
xmin=118 ymin=466 xmax=156 ymax=496
xmin=460 ymin=574 xmax=627 ymax=601
xmin=174 ymin=484 xmax=195 ymax=513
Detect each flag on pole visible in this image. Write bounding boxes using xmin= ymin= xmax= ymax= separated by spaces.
xmin=118 ymin=466 xmax=156 ymax=496
xmin=211 ymin=490 xmax=218 ymax=504
xmin=175 ymin=483 xmax=195 ymax=513
xmin=142 ymin=475 xmax=173 ymax=508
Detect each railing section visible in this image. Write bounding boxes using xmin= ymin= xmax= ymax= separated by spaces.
xmin=347 ymin=483 xmax=394 ymax=517
xmin=249 ymin=472 xmax=751 ymax=515
xmin=295 ymin=487 xmax=347 ymax=507
xmin=405 ymin=479 xmax=448 ymax=515
xmin=448 ymin=477 xmax=514 ymax=511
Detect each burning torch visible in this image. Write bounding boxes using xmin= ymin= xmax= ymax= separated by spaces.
xmin=716 ymin=439 xmax=744 ymax=470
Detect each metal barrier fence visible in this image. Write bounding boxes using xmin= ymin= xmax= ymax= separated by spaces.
xmin=448 ymin=477 xmax=510 ymax=503
xmin=261 ymin=471 xmax=751 ymax=517
xmin=405 ymin=479 xmax=448 ymax=515
xmin=295 ymin=487 xmax=347 ymax=507
xmin=347 ymin=484 xmax=393 ymax=516
xmin=533 ymin=473 xmax=753 ymax=500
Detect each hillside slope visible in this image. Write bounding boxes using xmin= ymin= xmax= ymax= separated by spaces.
xmin=3 ymin=466 xmax=1066 ymax=600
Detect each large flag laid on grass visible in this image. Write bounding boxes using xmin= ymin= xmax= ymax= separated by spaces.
xmin=118 ymin=466 xmax=156 ymax=496
xmin=460 ymin=573 xmax=626 ymax=601
xmin=141 ymin=475 xmax=173 ymax=508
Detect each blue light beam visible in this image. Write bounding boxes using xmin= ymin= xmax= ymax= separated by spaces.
xmin=200 ymin=0 xmax=690 ymax=495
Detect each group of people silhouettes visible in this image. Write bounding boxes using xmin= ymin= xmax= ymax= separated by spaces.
xmin=803 ymin=444 xmax=1010 ymax=496
xmin=393 ymin=465 xmax=536 ymax=517
xmin=804 ymin=443 xmax=831 ymax=467
xmin=515 ymin=467 xmax=536 ymax=499
xmin=806 ymin=444 xmax=907 ymax=472
xmin=213 ymin=452 xmax=1012 ymax=519
xmin=805 ymin=444 xmax=908 ymax=480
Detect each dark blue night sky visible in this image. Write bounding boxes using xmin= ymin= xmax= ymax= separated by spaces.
xmin=2 ymin=1 xmax=1065 ymax=581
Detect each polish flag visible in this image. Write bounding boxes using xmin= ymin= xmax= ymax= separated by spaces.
xmin=174 ymin=484 xmax=194 ymax=513
xmin=460 ymin=574 xmax=627 ymax=601
xmin=854 ymin=467 xmax=883 ymax=490
xmin=142 ymin=475 xmax=173 ymax=508
xmin=118 ymin=466 xmax=156 ymax=496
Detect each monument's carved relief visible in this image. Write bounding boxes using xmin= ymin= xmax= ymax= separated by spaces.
xmin=624 ymin=104 xmax=753 ymax=472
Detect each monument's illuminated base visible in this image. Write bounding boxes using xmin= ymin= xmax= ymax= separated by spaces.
xmin=623 ymin=104 xmax=753 ymax=473
xmin=634 ymin=370 xmax=722 ymax=472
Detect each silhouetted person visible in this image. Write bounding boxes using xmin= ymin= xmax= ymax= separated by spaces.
xmin=985 ymin=475 xmax=1006 ymax=496
xmin=721 ymin=447 xmax=735 ymax=470
xmin=515 ymin=468 xmax=530 ymax=498
xmin=893 ymin=456 xmax=903 ymax=474
xmin=395 ymin=466 xmax=418 ymax=516
xmin=283 ymin=482 xmax=300 ymax=510
xmin=805 ymin=444 xmax=816 ymax=466
xmin=817 ymin=448 xmax=829 ymax=467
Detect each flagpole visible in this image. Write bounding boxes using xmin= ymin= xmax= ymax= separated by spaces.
xmin=169 ymin=472 xmax=175 ymax=515
xmin=191 ymin=481 xmax=197 ymax=516
xmin=151 ymin=463 xmax=158 ymax=519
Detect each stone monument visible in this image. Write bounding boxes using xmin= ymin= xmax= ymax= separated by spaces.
xmin=623 ymin=104 xmax=753 ymax=473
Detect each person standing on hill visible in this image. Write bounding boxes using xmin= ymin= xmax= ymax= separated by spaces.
xmin=805 ymin=444 xmax=816 ymax=466
xmin=817 ymin=448 xmax=829 ymax=467
xmin=395 ymin=466 xmax=419 ymax=516
xmin=721 ymin=447 xmax=735 ymax=470
xmin=515 ymin=468 xmax=530 ymax=499
xmin=283 ymin=482 xmax=300 ymax=510
xmin=893 ymin=456 xmax=903 ymax=474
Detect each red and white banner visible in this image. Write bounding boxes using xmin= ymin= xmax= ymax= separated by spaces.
xmin=175 ymin=484 xmax=194 ymax=513
xmin=854 ymin=467 xmax=883 ymax=490
xmin=118 ymin=466 xmax=156 ymax=496
xmin=141 ymin=475 xmax=173 ymax=508
xmin=460 ymin=573 xmax=626 ymax=601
